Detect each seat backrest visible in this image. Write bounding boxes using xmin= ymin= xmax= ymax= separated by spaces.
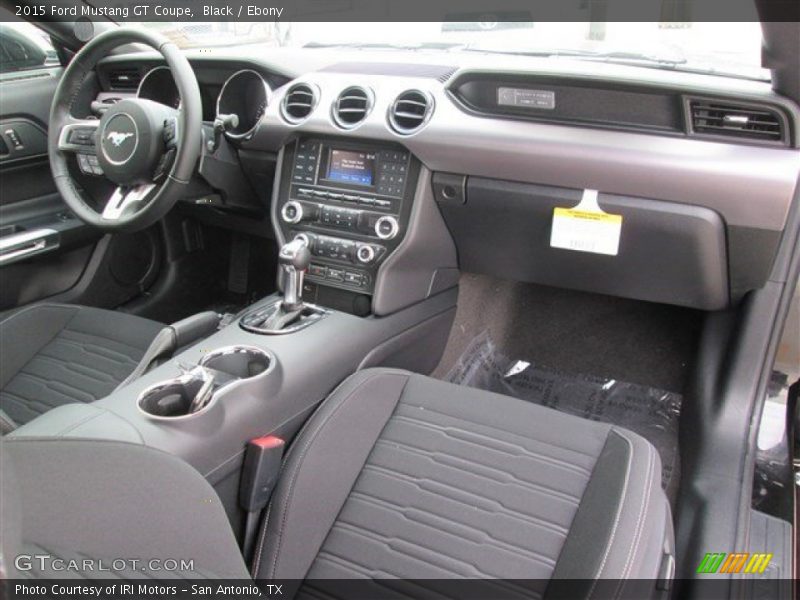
xmin=0 ymin=437 xmax=250 ymax=579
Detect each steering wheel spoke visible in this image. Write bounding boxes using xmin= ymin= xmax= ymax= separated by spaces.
xmin=58 ymin=119 xmax=99 ymax=153
xmin=102 ymin=184 xmax=156 ymax=220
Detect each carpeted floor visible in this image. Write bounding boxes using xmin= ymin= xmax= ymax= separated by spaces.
xmin=433 ymin=273 xmax=703 ymax=393
xmin=432 ymin=274 xmax=704 ymax=504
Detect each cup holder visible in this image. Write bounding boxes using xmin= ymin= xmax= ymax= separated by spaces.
xmin=138 ymin=373 xmax=213 ymax=419
xmin=199 ymin=345 xmax=271 ymax=379
xmin=138 ymin=345 xmax=273 ymax=420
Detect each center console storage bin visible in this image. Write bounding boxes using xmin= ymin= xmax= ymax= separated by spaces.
xmin=436 ymin=176 xmax=729 ymax=310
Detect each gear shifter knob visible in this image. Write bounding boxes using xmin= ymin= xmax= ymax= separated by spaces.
xmin=279 ymin=238 xmax=311 ymax=312
xmin=279 ymin=237 xmax=311 ymax=270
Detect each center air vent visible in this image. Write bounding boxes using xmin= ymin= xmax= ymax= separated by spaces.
xmin=389 ymin=89 xmax=434 ymax=134
xmin=332 ymin=86 xmax=372 ymax=129
xmin=108 ymin=68 xmax=141 ymax=90
xmin=688 ymin=98 xmax=786 ymax=145
xmin=281 ymin=83 xmax=317 ymax=124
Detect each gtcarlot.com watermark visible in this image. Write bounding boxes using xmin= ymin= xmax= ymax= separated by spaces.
xmin=14 ymin=553 xmax=195 ymax=573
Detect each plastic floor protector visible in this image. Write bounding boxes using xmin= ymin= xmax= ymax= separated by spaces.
xmin=444 ymin=331 xmax=682 ymax=493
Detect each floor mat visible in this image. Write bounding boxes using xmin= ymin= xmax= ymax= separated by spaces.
xmin=431 ymin=274 xmax=701 ymax=393
xmin=444 ymin=331 xmax=682 ymax=498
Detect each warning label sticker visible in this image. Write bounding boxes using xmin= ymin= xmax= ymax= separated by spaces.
xmin=550 ymin=189 xmax=622 ymax=256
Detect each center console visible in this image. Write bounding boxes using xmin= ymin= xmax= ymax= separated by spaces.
xmin=11 ymin=132 xmax=460 ymax=540
xmin=274 ymin=137 xmax=419 ymax=310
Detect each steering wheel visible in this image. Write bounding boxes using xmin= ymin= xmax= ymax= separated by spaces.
xmin=48 ymin=28 xmax=202 ymax=232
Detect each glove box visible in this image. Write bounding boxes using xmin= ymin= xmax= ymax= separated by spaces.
xmin=434 ymin=175 xmax=729 ymax=310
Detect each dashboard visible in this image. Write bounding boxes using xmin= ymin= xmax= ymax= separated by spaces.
xmin=86 ymin=48 xmax=800 ymax=315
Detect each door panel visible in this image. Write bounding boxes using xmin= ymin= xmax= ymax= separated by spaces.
xmin=0 ymin=63 xmax=103 ymax=309
xmin=0 ymin=27 xmax=164 ymax=314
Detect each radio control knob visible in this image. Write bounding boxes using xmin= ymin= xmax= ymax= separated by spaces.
xmin=281 ymin=201 xmax=304 ymax=224
xmin=356 ymin=244 xmax=376 ymax=264
xmin=375 ymin=216 xmax=399 ymax=240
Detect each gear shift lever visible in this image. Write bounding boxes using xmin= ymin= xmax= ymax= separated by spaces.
xmin=240 ymin=237 xmax=327 ymax=335
xmin=279 ymin=238 xmax=311 ymax=312
xmin=239 ymin=237 xmax=325 ymax=334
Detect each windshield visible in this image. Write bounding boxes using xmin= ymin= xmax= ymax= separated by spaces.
xmin=136 ymin=22 xmax=769 ymax=81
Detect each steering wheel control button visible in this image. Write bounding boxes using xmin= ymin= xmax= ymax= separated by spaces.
xmin=356 ymin=244 xmax=376 ymax=264
xmin=163 ymin=118 xmax=178 ymax=146
xmin=375 ymin=215 xmax=400 ymax=240
xmin=82 ymin=154 xmax=103 ymax=176
xmin=153 ymin=147 xmax=176 ymax=182
xmin=281 ymin=201 xmax=304 ymax=224
xmin=68 ymin=128 xmax=96 ymax=147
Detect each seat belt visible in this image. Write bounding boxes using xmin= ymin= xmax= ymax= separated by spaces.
xmin=239 ymin=435 xmax=285 ymax=562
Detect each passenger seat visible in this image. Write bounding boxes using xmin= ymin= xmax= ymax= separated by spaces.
xmin=2 ymin=369 xmax=674 ymax=594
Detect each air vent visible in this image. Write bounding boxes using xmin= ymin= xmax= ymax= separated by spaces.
xmin=688 ymin=98 xmax=786 ymax=144
xmin=437 ymin=67 xmax=458 ymax=83
xmin=332 ymin=86 xmax=372 ymax=129
xmin=108 ymin=68 xmax=141 ymax=90
xmin=389 ymin=90 xmax=434 ymax=134
xmin=281 ymin=83 xmax=317 ymax=124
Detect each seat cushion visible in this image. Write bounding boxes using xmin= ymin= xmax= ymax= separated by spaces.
xmin=254 ymin=369 xmax=673 ymax=593
xmin=0 ymin=303 xmax=163 ymax=428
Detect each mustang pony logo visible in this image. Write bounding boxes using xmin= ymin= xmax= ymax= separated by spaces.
xmin=106 ymin=131 xmax=134 ymax=147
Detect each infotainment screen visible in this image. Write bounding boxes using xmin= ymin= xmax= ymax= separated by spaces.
xmin=324 ymin=149 xmax=376 ymax=186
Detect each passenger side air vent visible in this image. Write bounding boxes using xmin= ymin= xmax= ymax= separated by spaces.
xmin=332 ymin=86 xmax=372 ymax=129
xmin=437 ymin=67 xmax=458 ymax=83
xmin=281 ymin=83 xmax=317 ymax=124
xmin=688 ymin=98 xmax=787 ymax=145
xmin=389 ymin=90 xmax=434 ymax=135
xmin=108 ymin=68 xmax=141 ymax=90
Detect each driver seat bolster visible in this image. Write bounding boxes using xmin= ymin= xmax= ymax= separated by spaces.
xmin=0 ymin=303 xmax=164 ymax=430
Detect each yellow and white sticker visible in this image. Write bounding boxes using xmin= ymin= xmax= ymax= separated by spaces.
xmin=550 ymin=189 xmax=622 ymax=256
